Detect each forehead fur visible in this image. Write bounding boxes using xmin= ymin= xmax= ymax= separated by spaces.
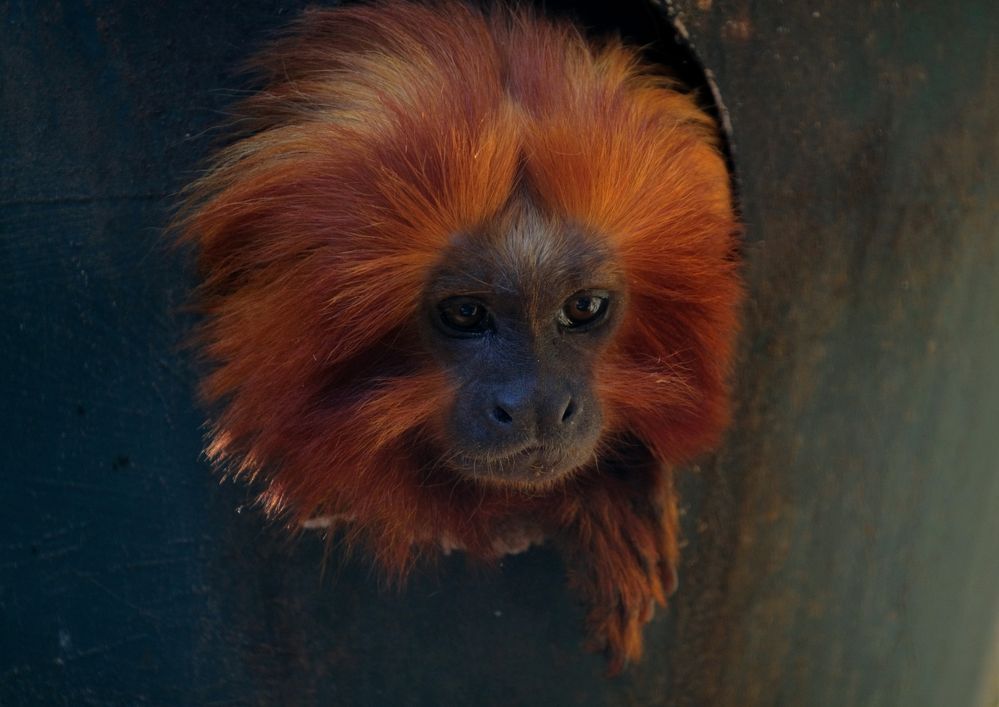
xmin=185 ymin=0 xmax=732 ymax=339
xmin=427 ymin=198 xmax=621 ymax=312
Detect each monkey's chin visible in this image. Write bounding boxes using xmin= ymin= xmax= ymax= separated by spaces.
xmin=448 ymin=445 xmax=589 ymax=490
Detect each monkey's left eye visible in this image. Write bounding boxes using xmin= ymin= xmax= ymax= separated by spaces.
xmin=557 ymin=291 xmax=610 ymax=330
xmin=438 ymin=297 xmax=491 ymax=335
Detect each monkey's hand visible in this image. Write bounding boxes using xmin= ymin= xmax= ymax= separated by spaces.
xmin=557 ymin=462 xmax=679 ymax=676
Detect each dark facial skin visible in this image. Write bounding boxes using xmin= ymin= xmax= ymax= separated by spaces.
xmin=421 ymin=199 xmax=626 ymax=487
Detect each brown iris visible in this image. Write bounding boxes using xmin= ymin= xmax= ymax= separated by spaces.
xmin=558 ymin=291 xmax=610 ymax=329
xmin=439 ymin=297 xmax=490 ymax=334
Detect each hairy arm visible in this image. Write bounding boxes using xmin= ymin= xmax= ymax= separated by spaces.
xmin=555 ymin=448 xmax=680 ymax=674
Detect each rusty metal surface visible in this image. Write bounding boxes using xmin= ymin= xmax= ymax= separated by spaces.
xmin=663 ymin=1 xmax=999 ymax=705
xmin=1 ymin=1 xmax=997 ymax=705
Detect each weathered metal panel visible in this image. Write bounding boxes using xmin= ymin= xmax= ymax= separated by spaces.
xmin=661 ymin=2 xmax=999 ymax=705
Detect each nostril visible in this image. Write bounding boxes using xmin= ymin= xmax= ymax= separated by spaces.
xmin=492 ymin=406 xmax=513 ymax=425
xmin=561 ymin=399 xmax=576 ymax=423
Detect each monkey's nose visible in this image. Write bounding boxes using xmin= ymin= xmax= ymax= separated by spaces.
xmin=489 ymin=391 xmax=576 ymax=434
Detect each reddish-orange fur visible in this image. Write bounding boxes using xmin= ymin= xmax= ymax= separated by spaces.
xmin=180 ymin=1 xmax=741 ymax=674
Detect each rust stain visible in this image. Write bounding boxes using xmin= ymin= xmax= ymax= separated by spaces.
xmin=721 ymin=17 xmax=753 ymax=41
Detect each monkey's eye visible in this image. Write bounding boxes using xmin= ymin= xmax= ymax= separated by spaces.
xmin=557 ymin=291 xmax=610 ymax=330
xmin=438 ymin=297 xmax=491 ymax=335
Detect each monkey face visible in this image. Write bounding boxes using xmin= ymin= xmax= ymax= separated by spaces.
xmin=421 ymin=200 xmax=626 ymax=487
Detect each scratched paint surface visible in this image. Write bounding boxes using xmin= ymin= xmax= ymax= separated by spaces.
xmin=661 ymin=1 xmax=999 ymax=706
xmin=1 ymin=1 xmax=997 ymax=705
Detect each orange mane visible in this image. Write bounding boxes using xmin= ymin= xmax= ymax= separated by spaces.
xmin=180 ymin=1 xmax=741 ymax=583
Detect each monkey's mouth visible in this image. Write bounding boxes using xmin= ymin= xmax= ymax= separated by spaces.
xmin=448 ymin=443 xmax=588 ymax=487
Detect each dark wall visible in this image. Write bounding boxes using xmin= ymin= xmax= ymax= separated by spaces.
xmin=1 ymin=1 xmax=996 ymax=705
xmin=665 ymin=2 xmax=999 ymax=705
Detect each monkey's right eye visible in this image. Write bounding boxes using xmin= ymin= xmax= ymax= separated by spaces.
xmin=438 ymin=298 xmax=491 ymax=335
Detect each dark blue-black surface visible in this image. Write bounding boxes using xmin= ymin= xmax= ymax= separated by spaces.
xmin=0 ymin=2 xmax=681 ymax=704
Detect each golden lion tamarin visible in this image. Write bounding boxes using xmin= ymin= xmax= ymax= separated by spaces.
xmin=180 ymin=0 xmax=742 ymax=674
